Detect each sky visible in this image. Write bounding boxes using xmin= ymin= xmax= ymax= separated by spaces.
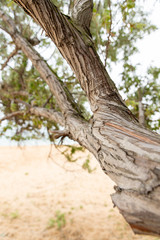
xmin=110 ymin=0 xmax=160 ymax=86
xmin=0 ymin=0 xmax=160 ymax=146
xmin=133 ymin=1 xmax=160 ymax=70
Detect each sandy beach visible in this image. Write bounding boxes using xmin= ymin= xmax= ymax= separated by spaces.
xmin=0 ymin=145 xmax=159 ymax=240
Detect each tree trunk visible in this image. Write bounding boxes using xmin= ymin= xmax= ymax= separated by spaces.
xmin=2 ymin=0 xmax=160 ymax=236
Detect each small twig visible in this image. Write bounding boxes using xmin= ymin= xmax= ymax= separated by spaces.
xmin=14 ymin=99 xmax=31 ymax=108
xmin=27 ymin=37 xmax=40 ymax=46
xmin=0 ymin=111 xmax=24 ymax=123
xmin=42 ymin=94 xmax=53 ymax=107
xmin=0 ymin=25 xmax=10 ymax=35
xmin=1 ymin=47 xmax=19 ymax=70
xmin=49 ymin=130 xmax=70 ymax=139
xmin=12 ymin=91 xmax=28 ymax=97
xmin=48 ymin=144 xmax=83 ymax=173
xmin=104 ymin=0 xmax=112 ymax=67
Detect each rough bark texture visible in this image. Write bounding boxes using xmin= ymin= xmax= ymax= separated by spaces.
xmin=1 ymin=0 xmax=160 ymax=236
xmin=71 ymin=0 xmax=93 ymax=36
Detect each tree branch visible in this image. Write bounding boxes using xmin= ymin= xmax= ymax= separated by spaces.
xmin=42 ymin=94 xmax=53 ymax=108
xmin=13 ymin=99 xmax=65 ymax=126
xmin=0 ymin=111 xmax=24 ymax=122
xmin=0 ymin=105 xmax=65 ymax=127
xmin=0 ymin=11 xmax=98 ymax=154
xmin=11 ymin=0 xmax=133 ymax=123
xmin=104 ymin=0 xmax=112 ymax=67
xmin=71 ymin=0 xmax=93 ymax=36
xmin=1 ymin=47 xmax=19 ymax=70
xmin=12 ymin=90 xmax=28 ymax=97
xmin=49 ymin=129 xmax=70 ymax=139
xmin=29 ymin=107 xmax=65 ymax=126
xmin=0 ymin=9 xmax=81 ymax=118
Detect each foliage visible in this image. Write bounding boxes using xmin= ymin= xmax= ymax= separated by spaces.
xmin=60 ymin=145 xmax=85 ymax=162
xmin=82 ymin=156 xmax=96 ymax=173
xmin=92 ymin=0 xmax=156 ymax=65
xmin=47 ymin=211 xmax=66 ymax=230
xmin=121 ymin=65 xmax=160 ymax=130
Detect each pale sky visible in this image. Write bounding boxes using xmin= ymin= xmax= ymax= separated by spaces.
xmin=110 ymin=0 xmax=160 ymax=86
xmin=134 ymin=0 xmax=160 ymax=69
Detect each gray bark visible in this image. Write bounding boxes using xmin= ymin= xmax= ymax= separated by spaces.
xmin=71 ymin=0 xmax=93 ymax=36
xmin=139 ymin=101 xmax=145 ymax=125
xmin=1 ymin=0 xmax=160 ymax=236
xmin=138 ymin=88 xmax=145 ymax=125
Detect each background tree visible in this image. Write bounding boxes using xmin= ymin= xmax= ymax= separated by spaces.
xmin=0 ymin=0 xmax=160 ymax=236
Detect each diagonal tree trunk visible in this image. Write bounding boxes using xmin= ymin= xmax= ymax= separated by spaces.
xmin=1 ymin=0 xmax=160 ymax=236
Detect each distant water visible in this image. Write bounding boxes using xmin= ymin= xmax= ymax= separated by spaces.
xmin=0 ymin=136 xmax=75 ymax=146
xmin=0 ymin=136 xmax=50 ymax=146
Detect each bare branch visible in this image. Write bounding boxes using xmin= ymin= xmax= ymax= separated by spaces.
xmin=29 ymin=107 xmax=65 ymax=126
xmin=13 ymin=99 xmax=65 ymax=126
xmin=0 ymin=85 xmax=29 ymax=98
xmin=0 ymin=89 xmax=64 ymax=125
xmin=14 ymin=99 xmax=30 ymax=108
xmin=43 ymin=94 xmax=53 ymax=108
xmin=12 ymin=91 xmax=28 ymax=97
xmin=0 ymin=24 xmax=10 ymax=35
xmin=71 ymin=0 xmax=93 ymax=36
xmin=138 ymin=88 xmax=145 ymax=125
xmin=0 ymin=111 xmax=24 ymax=122
xmin=49 ymin=129 xmax=70 ymax=139
xmin=27 ymin=37 xmax=40 ymax=46
xmin=0 ymin=104 xmax=65 ymax=127
xmin=1 ymin=47 xmax=19 ymax=70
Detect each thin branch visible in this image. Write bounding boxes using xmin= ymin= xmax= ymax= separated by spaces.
xmin=14 ymin=99 xmax=65 ymax=126
xmin=42 ymin=94 xmax=53 ymax=107
xmin=0 ymin=111 xmax=24 ymax=123
xmin=104 ymin=0 xmax=112 ymax=67
xmin=0 ymin=24 xmax=10 ymax=35
xmin=1 ymin=47 xmax=19 ymax=70
xmin=29 ymin=107 xmax=65 ymax=126
xmin=27 ymin=37 xmax=40 ymax=46
xmin=49 ymin=129 xmax=70 ymax=139
xmin=0 ymin=9 xmax=81 ymax=117
xmin=14 ymin=99 xmax=30 ymax=108
xmin=138 ymin=88 xmax=145 ymax=125
xmin=12 ymin=91 xmax=28 ymax=97
xmin=0 ymin=100 xmax=65 ymax=127
xmin=10 ymin=97 xmax=65 ymax=126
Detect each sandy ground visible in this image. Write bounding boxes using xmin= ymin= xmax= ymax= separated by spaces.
xmin=0 ymin=145 xmax=159 ymax=240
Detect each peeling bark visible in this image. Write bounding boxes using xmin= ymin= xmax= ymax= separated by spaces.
xmin=1 ymin=1 xmax=160 ymax=236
